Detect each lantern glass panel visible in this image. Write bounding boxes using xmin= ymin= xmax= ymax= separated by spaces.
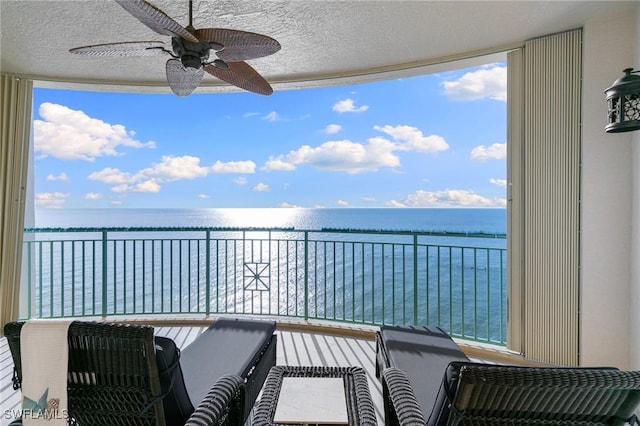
xmin=623 ymin=94 xmax=640 ymax=122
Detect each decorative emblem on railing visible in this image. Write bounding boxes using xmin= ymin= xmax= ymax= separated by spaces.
xmin=244 ymin=262 xmax=271 ymax=291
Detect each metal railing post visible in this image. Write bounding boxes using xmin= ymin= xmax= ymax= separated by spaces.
xmin=206 ymin=230 xmax=211 ymax=316
xmin=304 ymin=231 xmax=309 ymax=320
xmin=27 ymin=243 xmax=32 ymax=319
xmin=101 ymin=230 xmax=108 ymax=318
xmin=413 ymin=233 xmax=418 ymax=325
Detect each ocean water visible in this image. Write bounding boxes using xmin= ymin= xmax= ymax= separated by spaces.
xmin=35 ymin=207 xmax=507 ymax=234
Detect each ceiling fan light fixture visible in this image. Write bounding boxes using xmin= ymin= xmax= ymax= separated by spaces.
xmin=166 ymin=58 xmax=204 ymax=96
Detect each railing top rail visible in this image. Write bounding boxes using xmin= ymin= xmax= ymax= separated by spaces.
xmin=319 ymin=227 xmax=506 ymax=239
xmin=23 ymin=226 xmax=295 ymax=233
xmin=24 ymin=226 xmax=506 ymax=239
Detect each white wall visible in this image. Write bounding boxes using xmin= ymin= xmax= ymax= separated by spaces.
xmin=630 ymin=7 xmax=640 ymax=371
xmin=581 ymin=10 xmax=637 ymax=369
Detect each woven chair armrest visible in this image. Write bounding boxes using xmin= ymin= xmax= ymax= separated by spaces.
xmin=350 ymin=366 xmax=378 ymax=425
xmin=185 ymin=374 xmax=244 ymax=426
xmin=382 ymin=367 xmax=427 ymax=426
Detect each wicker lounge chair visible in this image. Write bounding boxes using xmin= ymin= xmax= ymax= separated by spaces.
xmin=375 ymin=325 xmax=470 ymax=424
xmin=376 ymin=325 xmax=640 ymax=426
xmin=4 ymin=318 xmax=277 ymax=426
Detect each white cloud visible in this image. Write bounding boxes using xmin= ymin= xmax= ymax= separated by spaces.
xmin=89 ymin=156 xmax=255 ymax=193
xmin=46 ymin=172 xmax=69 ymax=182
xmin=390 ymin=189 xmax=506 ymax=208
xmin=264 ymin=124 xmax=448 ymax=174
xmin=143 ymin=155 xmax=210 ymax=180
xmin=137 ymin=180 xmax=162 ymax=192
xmin=34 ymin=102 xmax=155 ymax=161
xmin=244 ymin=112 xmax=260 ymax=118
xmin=198 ymin=194 xmax=210 ymax=199
xmin=88 ymin=167 xmax=132 ymax=184
xmin=362 ymin=196 xmax=376 ymax=202
xmin=324 ymin=124 xmax=342 ymax=134
xmin=333 ymin=98 xmax=369 ymax=113
xmin=211 ymin=160 xmax=256 ymax=174
xmin=386 ymin=200 xmax=406 ymax=208
xmin=253 ymin=182 xmax=270 ymax=192
xmin=35 ymin=192 xmax=70 ymax=208
xmin=234 ymin=176 xmax=248 ymax=185
xmin=490 ymin=178 xmax=507 ymax=187
xmin=337 ymin=199 xmax=349 ymax=207
xmin=471 ymin=143 xmax=506 ymax=161
xmin=278 ymin=202 xmax=302 ymax=208
xmin=84 ymin=192 xmax=103 ymax=200
xmin=263 ymin=156 xmax=298 ymax=172
xmin=373 ymin=125 xmax=449 ymax=153
xmin=442 ymin=65 xmax=507 ymax=101
xmin=263 ymin=111 xmax=280 ymax=121
xmin=108 ymin=182 xmax=154 ymax=193
xmin=267 ymin=139 xmax=400 ymax=174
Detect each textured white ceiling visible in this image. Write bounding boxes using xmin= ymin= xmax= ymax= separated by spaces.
xmin=0 ymin=1 xmax=635 ymax=94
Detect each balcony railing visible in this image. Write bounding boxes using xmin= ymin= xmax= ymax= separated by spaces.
xmin=21 ymin=227 xmax=507 ymax=345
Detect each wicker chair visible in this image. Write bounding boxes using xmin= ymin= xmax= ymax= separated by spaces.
xmin=4 ymin=319 xmax=276 ymax=426
xmin=382 ymin=363 xmax=640 ymax=425
xmin=376 ymin=326 xmax=640 ymax=426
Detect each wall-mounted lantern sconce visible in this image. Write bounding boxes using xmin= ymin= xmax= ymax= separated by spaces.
xmin=605 ymin=68 xmax=640 ymax=133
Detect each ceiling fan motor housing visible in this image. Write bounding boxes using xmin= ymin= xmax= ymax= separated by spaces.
xmin=172 ymin=36 xmax=209 ymax=69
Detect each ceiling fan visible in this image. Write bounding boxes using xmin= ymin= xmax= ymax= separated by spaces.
xmin=70 ymin=0 xmax=281 ymax=96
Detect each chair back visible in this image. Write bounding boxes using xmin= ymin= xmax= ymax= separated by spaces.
xmin=5 ymin=321 xmax=165 ymax=426
xmin=432 ymin=362 xmax=640 ymax=425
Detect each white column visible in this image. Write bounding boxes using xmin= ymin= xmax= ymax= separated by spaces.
xmin=581 ymin=11 xmax=637 ymax=369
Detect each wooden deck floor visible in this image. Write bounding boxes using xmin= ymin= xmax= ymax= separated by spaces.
xmin=1 ymin=322 xmax=492 ymax=426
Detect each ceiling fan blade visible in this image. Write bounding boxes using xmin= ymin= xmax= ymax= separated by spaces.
xmin=115 ymin=0 xmax=198 ymax=43
xmin=196 ymin=28 xmax=281 ymax=62
xmin=204 ymin=61 xmax=273 ymax=96
xmin=166 ymin=58 xmax=204 ymax=96
xmin=70 ymin=41 xmax=169 ymax=57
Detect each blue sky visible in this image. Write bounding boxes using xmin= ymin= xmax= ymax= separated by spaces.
xmin=33 ymin=61 xmax=507 ymax=209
